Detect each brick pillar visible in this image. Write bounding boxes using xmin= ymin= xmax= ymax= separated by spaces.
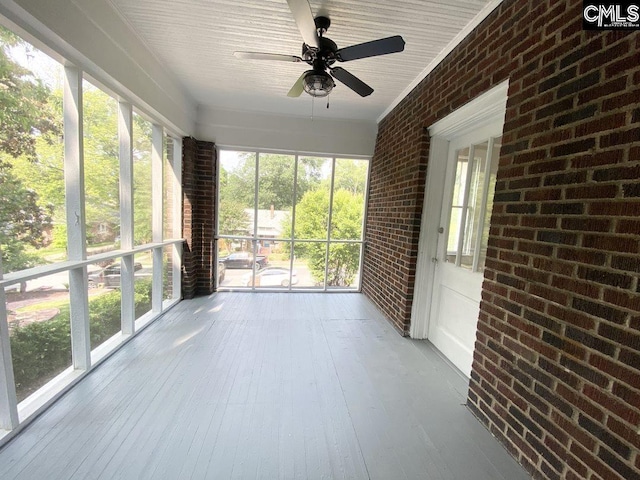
xmin=182 ymin=137 xmax=216 ymax=298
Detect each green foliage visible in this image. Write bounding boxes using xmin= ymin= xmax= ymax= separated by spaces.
xmin=0 ymin=26 xmax=61 ymax=161
xmin=10 ymin=308 xmax=72 ymax=399
xmin=133 ymin=114 xmax=153 ymax=245
xmin=293 ymin=188 xmax=364 ymax=286
xmin=219 ymin=154 xmax=325 ymax=210
xmin=0 ymin=160 xmax=54 ymax=273
xmin=10 ymin=280 xmax=153 ymax=401
xmin=0 ymin=26 xmax=61 ymax=272
xmin=50 ymin=222 xmax=67 ymax=249
xmin=83 ymin=86 xmax=120 ymax=243
xmin=218 ymin=199 xmax=250 ymax=239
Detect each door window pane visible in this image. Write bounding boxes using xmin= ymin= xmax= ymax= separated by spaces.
xmin=461 ymin=141 xmax=488 ymax=270
xmin=445 ymin=138 xmax=500 ymax=272
xmin=446 ymin=147 xmax=470 ymax=263
xmin=478 ymin=138 xmax=501 ymax=272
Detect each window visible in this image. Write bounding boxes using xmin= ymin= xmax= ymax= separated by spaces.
xmin=0 ymin=24 xmax=183 ymax=435
xmin=83 ymin=80 xmax=119 ymax=252
xmin=445 ymin=137 xmax=501 ymax=272
xmin=216 ymin=150 xmax=369 ymax=291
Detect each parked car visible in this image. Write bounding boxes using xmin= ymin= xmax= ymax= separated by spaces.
xmin=219 ymin=252 xmax=268 ymax=269
xmin=88 ymin=262 xmax=144 ymax=288
xmin=244 ymin=267 xmax=298 ymax=287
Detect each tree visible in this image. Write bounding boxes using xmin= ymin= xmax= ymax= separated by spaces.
xmin=219 ymin=154 xmax=326 ymax=210
xmin=218 ymin=199 xmax=250 ymax=252
xmin=333 ymin=159 xmax=368 ymax=195
xmin=0 ymin=27 xmax=60 ymax=274
xmin=132 ymin=113 xmax=153 ymax=245
xmin=0 ymin=159 xmax=53 ymax=272
xmin=0 ymin=28 xmax=60 ymax=162
xmin=293 ymin=188 xmax=364 ymax=286
xmin=82 ymin=86 xmax=119 ymax=244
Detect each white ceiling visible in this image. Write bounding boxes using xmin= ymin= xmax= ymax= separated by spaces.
xmin=108 ymin=0 xmax=494 ymax=122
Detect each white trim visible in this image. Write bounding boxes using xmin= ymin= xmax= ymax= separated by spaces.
xmin=151 ymin=124 xmax=164 ymax=313
xmin=0 ymin=255 xmax=18 ymax=430
xmin=429 ymin=81 xmax=510 ymax=138
xmin=63 ymin=66 xmax=91 ymax=369
xmin=171 ymin=137 xmax=183 ymax=299
xmin=118 ymin=102 xmax=135 ymax=335
xmin=378 ymin=0 xmax=505 ymax=124
xmin=0 ymin=241 xmax=183 ymax=289
xmin=472 ymin=136 xmax=496 ymax=272
xmin=410 ymin=81 xmax=509 ymax=339
xmin=63 ymin=65 xmax=91 ymax=371
xmin=409 ymin=136 xmax=449 ymax=339
xmin=152 ymin=125 xmax=164 ymax=243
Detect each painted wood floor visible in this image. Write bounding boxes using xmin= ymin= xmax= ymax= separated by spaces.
xmin=0 ymin=293 xmax=530 ymax=480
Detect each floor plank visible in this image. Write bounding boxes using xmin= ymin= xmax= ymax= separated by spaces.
xmin=0 ymin=293 xmax=530 ymax=480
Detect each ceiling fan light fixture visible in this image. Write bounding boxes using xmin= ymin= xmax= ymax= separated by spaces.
xmin=302 ymin=71 xmax=334 ymax=97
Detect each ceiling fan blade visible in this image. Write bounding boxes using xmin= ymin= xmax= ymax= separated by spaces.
xmin=287 ymin=72 xmax=307 ymax=97
xmin=286 ymin=0 xmax=320 ymax=49
xmin=336 ymin=35 xmax=405 ymax=62
xmin=234 ymin=51 xmax=302 ymax=62
xmin=330 ymin=67 xmax=373 ymax=97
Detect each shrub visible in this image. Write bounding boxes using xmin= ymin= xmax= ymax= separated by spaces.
xmin=10 ymin=280 xmax=153 ymax=401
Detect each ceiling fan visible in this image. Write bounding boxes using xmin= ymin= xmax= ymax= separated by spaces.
xmin=233 ymin=0 xmax=405 ymax=99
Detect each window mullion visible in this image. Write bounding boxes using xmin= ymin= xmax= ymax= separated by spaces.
xmin=251 ymin=153 xmax=260 ymax=289
xmin=324 ymin=157 xmax=337 ymax=290
xmin=0 ymin=256 xmax=19 ymax=430
xmin=151 ymin=124 xmax=163 ymax=313
xmin=171 ymin=138 xmax=182 ymax=297
xmin=456 ymin=144 xmax=475 ymax=267
xmin=63 ymin=65 xmax=90 ymax=371
xmin=472 ymin=137 xmax=495 ymax=272
xmin=289 ymin=155 xmax=299 ymax=291
xmin=118 ymin=101 xmax=135 ymax=335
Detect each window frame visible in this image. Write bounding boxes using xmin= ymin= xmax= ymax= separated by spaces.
xmin=215 ymin=147 xmax=370 ymax=292
xmin=0 ymin=41 xmax=184 ymax=438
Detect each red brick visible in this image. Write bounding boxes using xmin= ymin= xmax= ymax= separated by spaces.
xmin=359 ymin=4 xmax=640 ymax=480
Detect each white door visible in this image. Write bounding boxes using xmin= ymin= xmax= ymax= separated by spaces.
xmin=427 ymin=131 xmax=502 ymax=377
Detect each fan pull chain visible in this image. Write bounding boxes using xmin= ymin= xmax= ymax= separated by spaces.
xmin=326 ymin=94 xmax=330 ymax=109
xmin=311 ymin=95 xmax=315 ymax=120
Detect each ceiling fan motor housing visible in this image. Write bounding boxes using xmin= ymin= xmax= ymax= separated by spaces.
xmin=302 ymin=70 xmax=334 ymax=97
xmin=302 ymin=36 xmax=338 ymax=66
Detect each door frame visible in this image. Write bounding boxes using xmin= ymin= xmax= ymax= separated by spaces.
xmin=410 ymin=80 xmax=509 ymax=339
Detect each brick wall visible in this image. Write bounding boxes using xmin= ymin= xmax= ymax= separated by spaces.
xmin=362 ymin=0 xmax=640 ymax=478
xmin=182 ymin=137 xmax=216 ymax=298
